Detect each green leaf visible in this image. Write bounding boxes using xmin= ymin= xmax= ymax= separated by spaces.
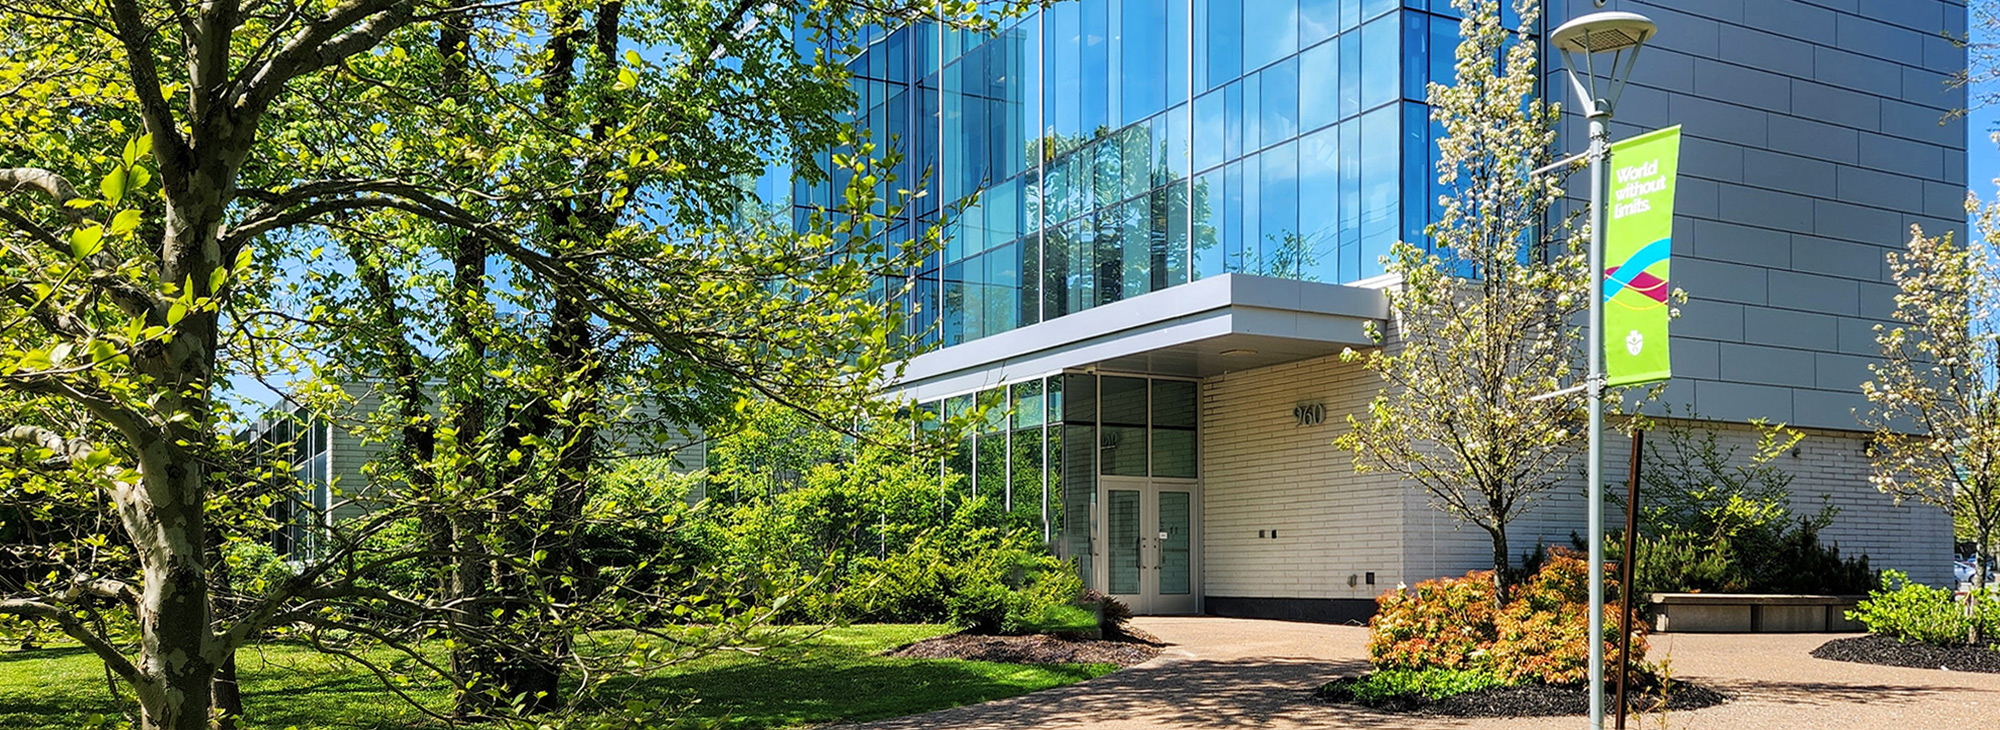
xmin=100 ymin=166 xmax=129 ymax=204
xmin=109 ymin=209 xmax=142 ymax=235
xmin=615 ymin=68 xmax=639 ymax=91
xmin=16 ymin=349 xmax=52 ymax=371
xmin=167 ymin=301 xmax=188 ymax=325
xmin=46 ymin=343 xmax=72 ymax=366
xmin=208 ymin=266 xmax=228 ymax=293
xmin=84 ymin=449 xmax=115 ymax=470
xmin=69 ymin=225 xmax=105 ymax=257
xmin=234 ymin=245 xmax=254 ymax=272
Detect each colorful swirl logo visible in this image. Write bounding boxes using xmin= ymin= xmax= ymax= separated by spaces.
xmin=1604 ymin=238 xmax=1670 ymax=307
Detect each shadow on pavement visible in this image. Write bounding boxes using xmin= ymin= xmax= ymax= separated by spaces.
xmin=1705 ymin=677 xmax=1984 ymax=706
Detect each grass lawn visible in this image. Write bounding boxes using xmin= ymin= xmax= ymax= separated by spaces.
xmin=0 ymin=624 xmax=1116 ymax=729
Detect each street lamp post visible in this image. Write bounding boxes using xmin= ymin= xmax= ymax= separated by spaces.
xmin=1549 ymin=10 xmax=1656 ymax=730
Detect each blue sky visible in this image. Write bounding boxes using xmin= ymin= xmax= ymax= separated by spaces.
xmin=1972 ymin=17 xmax=1996 ymax=233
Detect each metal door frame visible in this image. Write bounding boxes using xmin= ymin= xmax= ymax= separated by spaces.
xmin=1094 ymin=475 xmax=1202 ymax=615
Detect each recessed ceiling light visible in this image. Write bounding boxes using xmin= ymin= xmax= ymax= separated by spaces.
xmin=1219 ymin=348 xmax=1258 ymax=357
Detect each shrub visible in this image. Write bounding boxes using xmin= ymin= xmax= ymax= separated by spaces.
xmin=810 ymin=495 xmax=1088 ymax=634
xmin=1489 ymin=549 xmax=1648 ymax=686
xmin=1367 ymin=549 xmax=1648 ymax=687
xmin=573 ymin=404 xmax=1096 ymax=635
xmin=1011 ymin=603 xmax=1101 ymax=636
xmin=1368 ymin=571 xmax=1499 ymax=673
xmin=1341 ymin=667 xmax=1505 ymax=703
xmin=1623 ymin=417 xmax=1878 ymax=596
xmin=1080 ymin=589 xmax=1134 ymax=634
xmin=1848 ymin=570 xmax=2000 ymax=646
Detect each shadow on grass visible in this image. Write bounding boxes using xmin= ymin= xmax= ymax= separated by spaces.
xmin=593 ymin=657 xmax=1108 ymax=729
xmin=1 ymin=645 xmax=96 ymax=661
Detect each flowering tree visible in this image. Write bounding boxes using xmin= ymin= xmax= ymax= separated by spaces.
xmin=1335 ymin=0 xmax=1587 ymax=596
xmin=1861 ymin=218 xmax=2000 ymax=638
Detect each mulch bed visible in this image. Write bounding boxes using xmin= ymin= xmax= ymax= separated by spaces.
xmin=1811 ymin=635 xmax=2000 ymax=674
xmin=886 ymin=629 xmax=1163 ymax=667
xmin=1314 ymin=678 xmax=1728 ymax=717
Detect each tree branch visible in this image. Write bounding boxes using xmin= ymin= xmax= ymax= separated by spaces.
xmin=0 ymin=598 xmax=146 ymax=687
xmin=105 ymin=0 xmax=195 ymax=177
xmin=0 ymin=168 xmax=85 ymax=224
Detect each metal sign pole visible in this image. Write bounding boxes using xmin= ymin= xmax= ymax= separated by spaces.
xmin=1615 ymin=429 xmax=1644 ymax=730
xmin=1585 ymin=99 xmax=1612 ymax=730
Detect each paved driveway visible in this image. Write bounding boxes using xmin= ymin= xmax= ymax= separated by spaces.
xmin=842 ymin=616 xmax=2000 ymax=729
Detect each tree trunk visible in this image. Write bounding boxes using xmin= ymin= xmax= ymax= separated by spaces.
xmin=1486 ymin=524 xmax=1513 ymax=601
xmin=1972 ymin=519 xmax=1993 ymax=646
xmin=128 ymin=450 xmax=219 ymax=730
xmin=210 ymin=654 xmax=241 ymax=730
xmin=205 ymin=513 xmax=241 ymax=730
xmin=129 ymin=182 xmax=230 ymax=728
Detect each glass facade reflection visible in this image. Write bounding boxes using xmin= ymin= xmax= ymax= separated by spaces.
xmin=802 ymin=1 xmax=1487 ymax=348
xmin=917 ymin=373 xmax=1199 ymax=584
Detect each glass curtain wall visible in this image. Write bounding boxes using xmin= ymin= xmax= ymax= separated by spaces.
xmin=249 ymin=411 xmax=332 ymax=558
xmin=806 ymin=1 xmax=1480 ymax=349
xmin=918 ymin=372 xmax=1199 ymax=586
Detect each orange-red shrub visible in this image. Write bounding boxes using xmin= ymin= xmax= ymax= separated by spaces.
xmin=1366 ymin=548 xmax=1650 ymax=686
xmin=1367 ymin=570 xmax=1499 ymax=672
xmin=1488 ymin=549 xmax=1649 ymax=685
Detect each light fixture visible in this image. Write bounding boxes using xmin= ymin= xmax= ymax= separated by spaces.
xmin=1550 ymin=11 xmax=1657 ymax=118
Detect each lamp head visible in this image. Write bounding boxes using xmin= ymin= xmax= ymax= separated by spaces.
xmin=1550 ymin=11 xmax=1657 ymax=118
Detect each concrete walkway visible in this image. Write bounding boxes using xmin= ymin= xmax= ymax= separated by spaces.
xmin=843 ymin=616 xmax=2000 ymax=729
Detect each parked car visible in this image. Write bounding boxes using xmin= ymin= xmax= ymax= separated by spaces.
xmin=1956 ymin=558 xmax=1998 ymax=588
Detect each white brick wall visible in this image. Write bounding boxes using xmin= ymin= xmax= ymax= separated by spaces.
xmin=1198 ymin=356 xmax=1955 ymax=600
xmin=1200 ymin=352 xmax=1410 ymax=600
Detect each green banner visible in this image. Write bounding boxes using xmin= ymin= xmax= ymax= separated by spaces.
xmin=1603 ymin=126 xmax=1681 ymax=387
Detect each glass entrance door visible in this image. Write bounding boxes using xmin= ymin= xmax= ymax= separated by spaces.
xmin=1098 ymin=476 xmax=1200 ymax=614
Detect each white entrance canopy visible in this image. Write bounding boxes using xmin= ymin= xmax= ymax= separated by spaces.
xmin=886 ymin=273 xmax=1391 ymax=402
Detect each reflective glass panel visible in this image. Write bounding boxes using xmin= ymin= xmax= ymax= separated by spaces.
xmin=1360 ymin=14 xmax=1397 ymax=110
xmin=1260 ymin=141 xmax=1300 ymax=277
xmin=1158 ymin=490 xmax=1192 ymax=594
xmin=1123 ymin=0 xmax=1168 ymax=125
xmin=1261 ymin=57 xmax=1300 ymax=147
xmin=1205 ymin=0 xmax=1242 ymax=89
xmin=1061 ymin=422 xmax=1095 ymax=584
xmin=1191 ymin=169 xmax=1223 ymax=279
xmin=1099 ymin=377 xmax=1148 ymax=476
xmin=1108 ymin=489 xmax=1142 ymax=594
xmin=1300 ymin=0 xmax=1339 ymax=46
xmin=1010 ymin=426 xmax=1045 ymax=531
xmin=1359 ymin=104 xmax=1398 ymax=278
xmin=1299 ymin=125 xmax=1342 ymax=282
xmin=1299 ymin=39 xmax=1338 ymax=133
xmin=1243 ymin=0 xmax=1298 ymax=72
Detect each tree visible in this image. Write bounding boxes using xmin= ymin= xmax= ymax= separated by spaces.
xmin=0 ymin=1 xmax=1005 ymax=727
xmin=0 ymin=2 xmax=528 ymax=726
xmin=1334 ymin=0 xmax=1590 ymax=596
xmin=1861 ymin=220 xmax=2000 ymax=641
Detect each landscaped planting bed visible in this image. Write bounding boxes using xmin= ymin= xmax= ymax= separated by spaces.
xmin=1314 ymin=675 xmax=1727 ymax=717
xmin=1314 ymin=548 xmax=1732 ymax=718
xmin=1811 ymin=635 xmax=2000 ymax=673
xmin=887 ymin=629 xmax=1162 ymax=667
